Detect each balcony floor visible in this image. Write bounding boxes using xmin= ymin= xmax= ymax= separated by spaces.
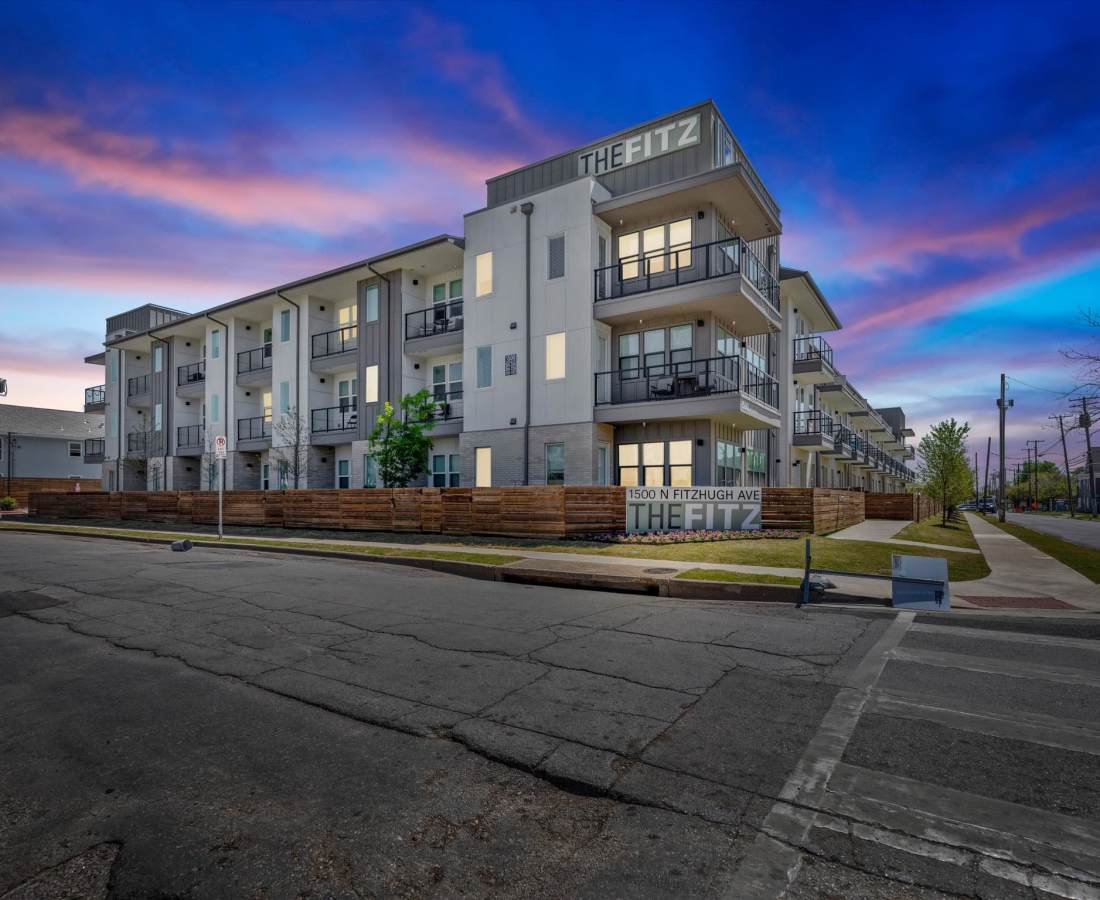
xmin=595 ymin=392 xmax=779 ymax=430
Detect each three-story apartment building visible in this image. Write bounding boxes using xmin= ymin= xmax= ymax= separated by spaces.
xmin=83 ymin=101 xmax=917 ymax=492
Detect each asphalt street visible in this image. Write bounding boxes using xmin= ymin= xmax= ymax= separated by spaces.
xmin=1008 ymin=512 xmax=1100 ymax=550
xmin=1 ymin=531 xmax=1098 ymax=899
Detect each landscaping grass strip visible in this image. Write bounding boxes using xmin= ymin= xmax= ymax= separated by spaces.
xmin=981 ymin=516 xmax=1100 ymax=584
xmin=675 ymin=569 xmax=802 ymax=586
xmin=894 ymin=513 xmax=980 ymax=550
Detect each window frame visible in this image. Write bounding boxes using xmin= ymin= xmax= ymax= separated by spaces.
xmin=475 ymin=252 xmax=493 ymax=297
xmin=476 ymin=346 xmax=492 ymax=389
xmin=545 ymin=442 xmax=565 ymax=485
xmin=547 ymin=234 xmax=565 ymax=280
xmin=279 ymin=309 xmax=292 ymax=343
xmin=364 ymin=284 xmax=379 ymax=323
xmin=211 ymin=330 xmax=221 ymax=360
xmin=68 ymin=440 xmax=81 ymax=458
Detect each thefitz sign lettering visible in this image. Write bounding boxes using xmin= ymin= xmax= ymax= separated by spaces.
xmin=578 ymin=114 xmax=701 ymax=177
xmin=625 ymin=486 xmax=761 ymax=533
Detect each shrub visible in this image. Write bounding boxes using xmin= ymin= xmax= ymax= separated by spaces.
xmin=0 ymin=496 xmax=17 ymax=510
xmin=568 ymin=528 xmax=804 ymax=545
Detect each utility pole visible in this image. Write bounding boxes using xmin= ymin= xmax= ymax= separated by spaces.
xmin=1026 ymin=439 xmax=1042 ymax=511
xmin=1051 ymin=414 xmax=1075 ymax=518
xmin=997 ymin=373 xmax=1011 ymax=522
xmin=974 ymin=451 xmax=980 ymax=503
xmin=1082 ymin=398 xmax=1097 ymax=518
xmin=982 ymin=436 xmax=991 ymax=503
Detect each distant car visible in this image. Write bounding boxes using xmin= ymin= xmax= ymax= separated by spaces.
xmin=957 ymin=501 xmax=977 ymax=511
xmin=978 ymin=499 xmax=997 ymax=514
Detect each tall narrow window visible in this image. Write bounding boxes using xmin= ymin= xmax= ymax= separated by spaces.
xmin=475 ymin=447 xmax=492 ymax=487
xmin=279 ymin=380 xmax=290 ymax=414
xmin=669 ymin=218 xmax=692 ymax=269
xmin=548 ymin=235 xmax=565 ymax=279
xmin=279 ymin=309 xmax=291 ymax=342
xmin=362 ymin=454 xmax=378 ymax=488
xmin=597 ymin=445 xmax=609 ymax=486
xmin=338 ymin=304 xmax=358 ymax=332
xmin=364 ymin=284 xmax=379 ymax=323
xmin=154 ymin=403 xmax=162 ymax=432
xmin=545 ymin=332 xmax=565 ymax=380
xmin=669 ymin=440 xmax=693 ymax=486
xmin=211 ymin=394 xmax=220 ymax=424
xmin=364 ymin=365 xmax=378 ymax=403
xmin=108 ymin=353 xmax=118 ymax=384
xmin=211 ymin=331 xmax=221 ymax=359
xmin=618 ymin=444 xmax=639 ymax=486
xmin=643 ymin=225 xmax=665 ymax=275
xmin=475 ymin=252 xmax=493 ymax=297
xmin=618 ymin=333 xmax=639 ymax=374
xmin=643 ymin=442 xmax=665 ymax=486
xmin=643 ymin=329 xmax=665 ymax=372
xmin=670 ymin=324 xmax=693 ymax=372
xmin=262 ymin=391 xmax=272 ymax=417
xmin=337 ymin=459 xmax=350 ymax=489
xmin=476 ymin=346 xmax=492 ymax=388
xmin=545 ymin=442 xmax=565 ymax=485
xmin=153 ymin=346 xmax=163 ymax=373
xmin=618 ymin=233 xmax=639 ymax=279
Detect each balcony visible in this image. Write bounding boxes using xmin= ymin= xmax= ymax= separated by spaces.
xmin=792 ymin=336 xmax=837 ymax=385
xmin=237 ymin=346 xmax=272 ymax=385
xmin=825 ymin=426 xmax=857 ymax=460
xmin=311 ymin=405 xmax=358 ymax=441
xmin=404 ymin=301 xmax=464 ymax=356
xmin=176 ymin=361 xmax=205 ymax=399
xmin=126 ymin=374 xmax=150 ymax=406
xmin=792 ymin=410 xmax=835 ymax=450
xmin=311 ymin=326 xmax=358 ymax=372
xmin=126 ymin=431 xmax=161 ymax=455
xmin=84 ymin=385 xmax=106 ymax=412
xmin=592 ymin=238 xmax=781 ymax=335
xmin=237 ymin=415 xmax=272 ymax=443
xmin=424 ymin=390 xmax=463 ymax=436
xmin=83 ymin=438 xmax=104 ymax=463
xmin=176 ymin=424 xmax=205 ymax=452
xmin=594 ymin=355 xmax=780 ymax=429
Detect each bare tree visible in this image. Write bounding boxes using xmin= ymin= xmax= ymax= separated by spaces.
xmin=1063 ymin=309 xmax=1100 ymax=389
xmin=270 ymin=406 xmax=310 ymax=489
xmin=200 ymin=434 xmax=222 ymax=491
xmin=123 ymin=422 xmax=163 ymax=490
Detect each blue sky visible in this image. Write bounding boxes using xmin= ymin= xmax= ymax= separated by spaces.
xmin=1 ymin=0 xmax=1098 ymax=470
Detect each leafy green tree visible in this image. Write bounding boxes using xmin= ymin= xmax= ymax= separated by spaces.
xmin=917 ymin=418 xmax=972 ymax=524
xmin=368 ymin=390 xmax=437 ymax=488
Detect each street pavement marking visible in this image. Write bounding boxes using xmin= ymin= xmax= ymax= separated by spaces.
xmin=867 ymin=691 xmax=1100 ymax=756
xmin=722 ymin=610 xmax=916 ymax=899
xmin=910 ymin=622 xmax=1100 ymax=652
xmin=824 ymin=763 xmax=1100 ymax=895
xmin=889 ymin=646 xmax=1100 ymax=688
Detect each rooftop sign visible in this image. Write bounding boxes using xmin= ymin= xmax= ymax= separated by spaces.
xmin=578 ymin=113 xmax=701 ymax=177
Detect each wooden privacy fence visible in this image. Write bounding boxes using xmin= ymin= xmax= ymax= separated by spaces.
xmin=763 ymin=488 xmax=865 ymax=535
xmin=2 ymin=477 xmax=102 ymax=508
xmin=864 ymin=492 xmax=942 ymax=521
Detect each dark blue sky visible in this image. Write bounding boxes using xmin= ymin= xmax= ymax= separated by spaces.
xmin=2 ymin=0 xmax=1098 ymax=467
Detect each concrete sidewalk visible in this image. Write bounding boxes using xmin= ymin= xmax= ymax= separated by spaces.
xmin=829 ymin=517 xmax=982 ymax=555
xmin=960 ymin=513 xmax=1100 ymax=611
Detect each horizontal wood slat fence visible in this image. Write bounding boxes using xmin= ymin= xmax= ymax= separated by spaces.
xmin=28 ymin=487 xmax=938 ymax=538
xmin=2 ymin=478 xmax=102 ymax=508
xmin=864 ymin=492 xmax=942 ymax=521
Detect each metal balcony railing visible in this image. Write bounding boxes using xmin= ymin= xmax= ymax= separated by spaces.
xmin=793 ymin=410 xmax=835 ymax=437
xmin=426 ymin=390 xmax=463 ymax=422
xmin=593 ymin=237 xmax=780 ymax=310
xmin=237 ymin=345 xmax=272 ymax=375
xmin=126 ymin=431 xmax=161 ymax=454
xmin=177 ymin=361 xmax=205 ymax=386
xmin=83 ymin=438 xmax=104 ymax=458
xmin=311 ymin=405 xmax=358 ymax=434
xmin=594 ymin=355 xmax=778 ymax=409
xmin=85 ymin=385 xmax=106 ymax=406
xmin=312 ymin=326 xmax=358 ymax=359
xmin=237 ymin=415 xmax=272 ymax=441
xmin=177 ymin=424 xmax=204 ymax=447
xmin=127 ymin=374 xmax=149 ymax=396
xmin=792 ymin=336 xmax=834 ymax=368
xmin=405 ymin=300 xmax=464 ymax=340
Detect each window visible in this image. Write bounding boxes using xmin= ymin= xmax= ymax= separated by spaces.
xmin=643 ymin=225 xmax=665 ymax=275
xmin=618 ymin=333 xmax=640 ymax=375
xmin=548 ymin=235 xmax=565 ymax=279
xmin=475 ymin=447 xmax=491 ymax=487
xmin=716 ymin=325 xmax=737 ymax=358
xmin=337 ymin=459 xmax=350 ymax=489
xmin=364 ymin=365 xmax=378 ymax=403
xmin=669 ymin=440 xmax=692 ymax=486
xmin=263 ymin=327 xmax=273 ymax=358
xmin=545 ymin=332 xmax=565 ymax=380
xmin=211 ymin=330 xmax=221 ymax=359
xmin=278 ymin=460 xmax=289 ymax=490
xmin=717 ymin=440 xmax=741 ymax=486
xmin=597 ymin=445 xmax=609 ymax=485
xmin=618 ymin=218 xmax=693 ymax=279
xmin=362 ymin=454 xmax=378 ymax=488
xmin=643 ymin=329 xmax=665 ymax=372
xmin=279 ymin=309 xmax=291 ymax=342
xmin=153 ymin=346 xmax=163 ymax=373
xmin=110 ymin=408 xmax=118 ymax=434
xmin=262 ymin=463 xmax=270 ymax=491
xmin=669 ymin=218 xmax=692 ymax=269
xmin=154 ymin=403 xmax=162 ymax=432
xmin=545 ymin=442 xmax=565 ymax=485
xmin=432 ymin=361 xmax=462 ymax=400
xmin=618 ymin=443 xmax=639 ymax=486
xmin=449 ymin=278 xmax=462 ymax=299
xmin=210 ymin=394 xmax=220 ymax=424
xmin=338 ymin=305 xmax=358 ymax=333
xmin=431 ymin=453 xmax=460 ymax=487
xmin=643 ymin=442 xmax=665 ymax=485
xmin=108 ymin=353 xmax=118 ymax=384
xmin=262 ymin=391 xmax=272 ymax=417
xmin=364 ymin=284 xmax=379 ymax=323
xmin=476 ymin=346 xmax=492 ymax=388
xmin=338 ymin=377 xmax=357 ymax=410
xmin=279 ymin=380 xmax=290 ymax=414
xmin=475 ymin=252 xmax=493 ymax=297
xmin=69 ymin=441 xmax=81 ymax=457
xmin=670 ymin=323 xmax=693 ymax=371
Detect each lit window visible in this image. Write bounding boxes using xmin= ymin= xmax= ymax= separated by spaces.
xmin=476 ymin=346 xmax=492 ymax=388
xmin=669 ymin=219 xmax=692 ymax=268
xmin=545 ymin=442 xmax=565 ymax=485
xmin=364 ymin=285 xmax=379 ymax=323
xmin=618 ymin=233 xmax=639 ymax=279
xmin=475 ymin=447 xmax=491 ymax=487
xmin=338 ymin=305 xmax=358 ymax=329
xmin=643 ymin=442 xmax=665 ymax=486
xmin=476 ymin=252 xmax=493 ymax=297
xmin=643 ymin=225 xmax=665 ymax=275
xmin=545 ymin=332 xmax=565 ymax=380
xmin=619 ymin=443 xmax=639 ymax=486
xmin=669 ymin=440 xmax=693 ymax=486
xmin=365 ymin=365 xmax=378 ymax=403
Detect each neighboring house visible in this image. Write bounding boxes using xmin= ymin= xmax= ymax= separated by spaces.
xmin=0 ymin=404 xmax=106 ymax=483
xmin=81 ymin=100 xmax=917 ymax=491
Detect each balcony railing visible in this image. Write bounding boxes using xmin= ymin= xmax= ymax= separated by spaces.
xmin=312 ymin=326 xmax=358 ymax=359
xmin=177 ymin=424 xmax=204 ymax=447
xmin=405 ymin=300 xmax=464 ymax=340
xmin=237 ymin=345 xmax=272 ymax=375
xmin=237 ymin=415 xmax=272 ymax=441
xmin=177 ymin=361 xmax=206 ymax=386
xmin=426 ymin=390 xmax=463 ymax=422
xmin=311 ymin=405 xmax=358 ymax=434
xmin=594 ymin=238 xmax=780 ymax=310
xmin=85 ymin=385 xmax=106 ymax=406
xmin=793 ymin=336 xmax=834 ymax=368
xmin=793 ymin=410 xmax=835 ymax=437
xmin=84 ymin=438 xmax=104 ymax=458
xmin=127 ymin=374 xmax=149 ymax=396
xmin=126 ymin=431 xmax=161 ymax=454
xmin=595 ymin=355 xmax=778 ymax=409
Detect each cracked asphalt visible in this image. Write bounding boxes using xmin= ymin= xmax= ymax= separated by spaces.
xmin=1 ymin=531 xmax=1099 ymax=899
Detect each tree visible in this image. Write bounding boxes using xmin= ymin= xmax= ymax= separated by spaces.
xmin=123 ymin=420 xmax=163 ymax=490
xmin=368 ymin=390 xmax=437 ymax=488
xmin=200 ymin=434 xmax=222 ymax=491
xmin=1063 ymin=309 xmax=1100 ymax=389
xmin=271 ymin=406 xmax=309 ymax=489
xmin=917 ymin=418 xmax=972 ymax=525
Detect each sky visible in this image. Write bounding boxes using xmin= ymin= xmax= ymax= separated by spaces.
xmin=1 ymin=0 xmax=1098 ymax=474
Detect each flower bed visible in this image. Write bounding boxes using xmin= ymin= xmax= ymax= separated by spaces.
xmin=568 ymin=528 xmax=805 ymax=545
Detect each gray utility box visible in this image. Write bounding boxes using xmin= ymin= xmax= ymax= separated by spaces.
xmin=891 ymin=554 xmax=950 ymax=610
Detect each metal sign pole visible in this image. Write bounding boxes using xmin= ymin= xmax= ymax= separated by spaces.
xmin=218 ymin=458 xmax=224 ymax=539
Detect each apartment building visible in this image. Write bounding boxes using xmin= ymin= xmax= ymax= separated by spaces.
xmin=82 ymin=101 xmax=917 ymax=492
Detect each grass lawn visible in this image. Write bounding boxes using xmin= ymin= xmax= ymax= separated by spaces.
xmin=675 ymin=569 xmax=802 ymax=586
xmin=982 ymin=516 xmax=1100 ymax=584
xmin=894 ymin=513 xmax=980 ymax=550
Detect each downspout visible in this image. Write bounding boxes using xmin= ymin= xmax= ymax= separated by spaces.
xmin=366 ymin=264 xmax=392 ymax=477
xmin=148 ymin=327 xmax=170 ymax=490
xmin=206 ymin=314 xmax=230 ymax=486
xmin=274 ymin=291 xmax=300 ymax=487
xmin=520 ymin=201 xmax=534 ymax=485
xmin=115 ymin=350 xmax=122 ymax=490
